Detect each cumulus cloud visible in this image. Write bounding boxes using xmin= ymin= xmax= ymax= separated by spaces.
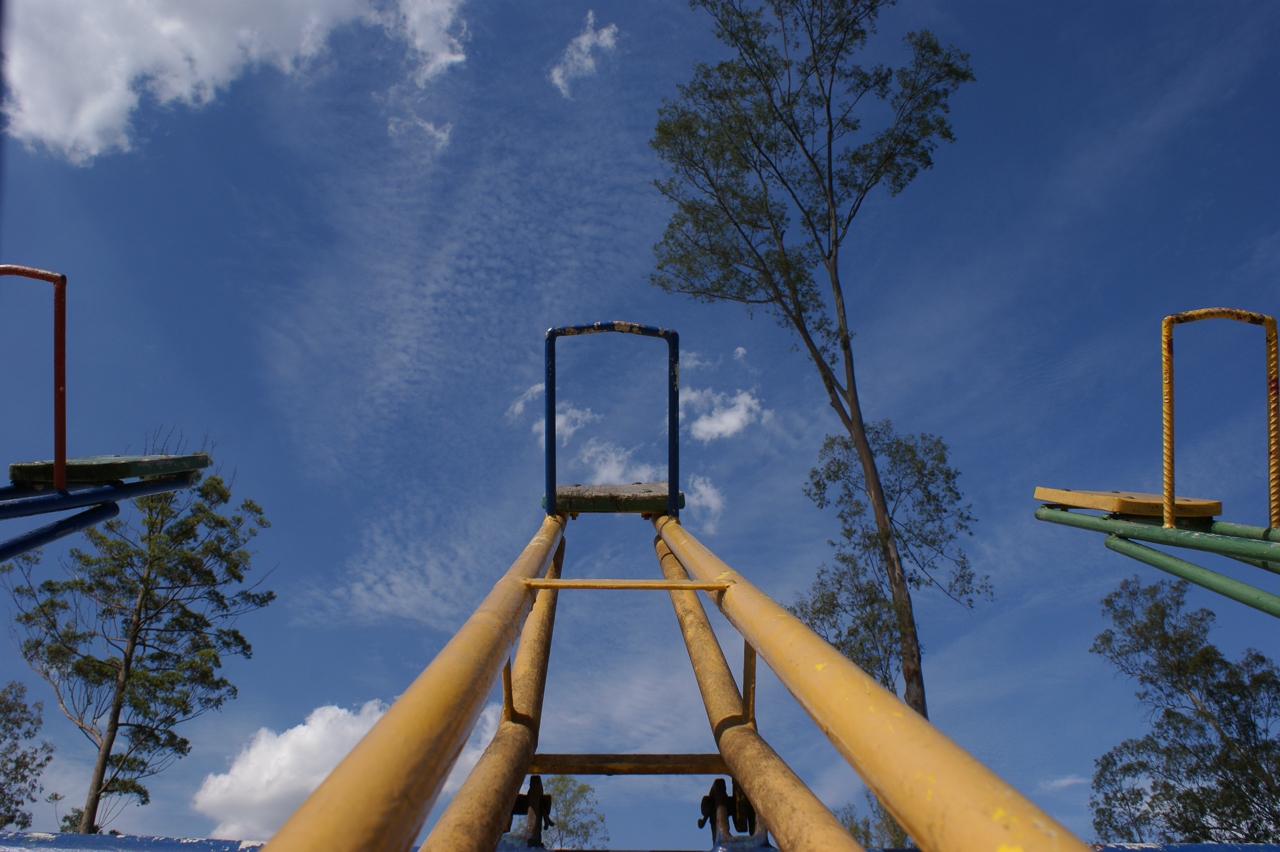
xmin=533 ymin=400 xmax=600 ymax=447
xmin=193 ymin=700 xmax=388 ymax=840
xmin=577 ymin=438 xmax=658 ymax=485
xmin=733 ymin=347 xmax=747 ymax=361
xmin=3 ymin=0 xmax=466 ymax=163
xmin=684 ymin=473 xmax=724 ymax=533
xmin=680 ymin=387 xmax=764 ymax=442
xmin=548 ymin=11 xmax=618 ymax=98
xmin=193 ymin=700 xmax=501 ymax=840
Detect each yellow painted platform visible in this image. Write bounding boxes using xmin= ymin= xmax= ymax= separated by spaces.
xmin=1033 ymin=486 xmax=1221 ymax=517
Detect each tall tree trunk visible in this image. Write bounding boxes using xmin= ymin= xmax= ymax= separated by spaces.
xmin=79 ymin=585 xmax=146 ymax=832
xmin=842 ymin=387 xmax=928 ymax=719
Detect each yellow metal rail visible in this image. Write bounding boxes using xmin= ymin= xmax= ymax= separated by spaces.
xmin=652 ymin=514 xmax=1090 ymax=852
xmin=422 ymin=539 xmax=566 ymax=852
xmin=263 ymin=514 xmax=566 ymax=852
xmin=266 ymin=509 xmax=1093 ymax=852
xmin=1161 ymin=308 xmax=1279 ymax=528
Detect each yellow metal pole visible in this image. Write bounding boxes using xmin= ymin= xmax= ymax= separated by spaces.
xmin=264 ymin=514 xmax=566 ymax=852
xmin=423 ymin=538 xmax=565 ymax=852
xmin=654 ymin=516 xmax=1090 ymax=852
xmin=1161 ymin=308 xmax=1279 ymax=528
xmin=655 ymin=537 xmax=864 ymax=852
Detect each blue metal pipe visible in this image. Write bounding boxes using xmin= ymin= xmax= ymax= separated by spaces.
xmin=0 ymin=502 xmax=119 ymax=563
xmin=0 ymin=473 xmax=195 ymax=521
xmin=544 ymin=322 xmax=679 ymax=518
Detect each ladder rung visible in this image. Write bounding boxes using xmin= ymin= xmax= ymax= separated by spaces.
xmin=523 ymin=578 xmax=729 ymax=591
xmin=528 ymin=753 xmax=729 ymax=776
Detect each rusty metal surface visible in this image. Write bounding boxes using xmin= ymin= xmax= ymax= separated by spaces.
xmin=654 ymin=515 xmax=1091 ymax=852
xmin=2 ymin=265 xmax=67 ymax=490
xmin=1161 ymin=308 xmax=1278 ymax=528
xmin=264 ymin=514 xmax=566 ymax=852
xmin=655 ymin=537 xmax=863 ymax=852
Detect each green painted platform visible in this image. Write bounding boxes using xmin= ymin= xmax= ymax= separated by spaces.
xmin=9 ymin=454 xmax=211 ymax=486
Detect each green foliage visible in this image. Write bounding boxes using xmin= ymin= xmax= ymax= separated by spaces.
xmin=0 ymin=462 xmax=274 ymax=831
xmin=834 ymin=789 xmax=910 ymax=848
xmin=1089 ymin=577 xmax=1280 ymax=842
xmin=791 ymin=421 xmax=986 ymax=692
xmin=0 ymin=681 xmax=54 ymax=829
xmin=650 ymin=0 xmax=973 ymax=366
xmin=543 ymin=774 xmax=609 ymax=850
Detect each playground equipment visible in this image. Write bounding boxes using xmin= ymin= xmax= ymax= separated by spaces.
xmin=263 ymin=323 xmax=1090 ymax=852
xmin=1035 ymin=308 xmax=1280 ymax=619
xmin=0 ymin=265 xmax=208 ymax=562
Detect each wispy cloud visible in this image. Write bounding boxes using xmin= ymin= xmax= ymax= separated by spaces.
xmin=534 ymin=400 xmax=601 ymax=448
xmin=1036 ymin=774 xmax=1089 ymax=794
xmin=549 ymin=11 xmax=618 ymax=98
xmin=3 ymin=0 xmax=466 ymax=162
xmin=507 ymin=383 xmax=545 ymax=418
xmin=680 ymin=387 xmax=765 ymax=442
xmin=295 ymin=499 xmax=506 ymax=628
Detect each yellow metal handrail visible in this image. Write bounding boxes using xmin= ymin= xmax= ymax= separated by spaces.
xmin=653 ymin=514 xmax=1090 ymax=852
xmin=263 ymin=514 xmax=566 ymax=852
xmin=1161 ymin=308 xmax=1279 ymax=528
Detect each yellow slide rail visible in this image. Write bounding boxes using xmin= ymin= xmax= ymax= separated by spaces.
xmin=266 ymin=512 xmax=1089 ymax=852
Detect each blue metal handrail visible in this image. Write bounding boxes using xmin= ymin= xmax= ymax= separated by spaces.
xmin=544 ymin=322 xmax=679 ymax=518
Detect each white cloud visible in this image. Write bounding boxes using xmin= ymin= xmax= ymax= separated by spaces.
xmin=387 ymin=117 xmax=452 ymax=151
xmin=733 ymin=347 xmax=746 ymax=361
xmin=680 ymin=387 xmax=764 ymax=442
xmin=577 ymin=438 xmax=658 ymax=485
xmin=681 ymin=351 xmax=712 ymax=370
xmin=533 ymin=400 xmax=600 ymax=447
xmin=3 ymin=0 xmax=466 ymax=163
xmin=684 ymin=473 xmax=724 ymax=533
xmin=548 ymin=11 xmax=618 ymax=98
xmin=1036 ymin=774 xmax=1089 ymax=794
xmin=193 ymin=700 xmax=388 ymax=840
xmin=192 ymin=700 xmax=501 ymax=841
xmin=297 ymin=500 xmax=493 ymax=627
xmin=506 ymin=383 xmax=545 ymax=418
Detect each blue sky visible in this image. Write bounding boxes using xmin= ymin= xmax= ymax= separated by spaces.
xmin=2 ymin=0 xmax=1280 ymax=846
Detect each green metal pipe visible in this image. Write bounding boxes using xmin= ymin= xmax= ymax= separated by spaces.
xmin=1103 ymin=535 xmax=1280 ymax=619
xmin=1035 ymin=506 xmax=1280 ymax=562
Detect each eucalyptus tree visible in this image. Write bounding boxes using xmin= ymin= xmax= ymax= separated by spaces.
xmin=1 ymin=467 xmax=273 ymax=832
xmin=0 ymin=681 xmax=54 ymax=829
xmin=650 ymin=0 xmax=973 ymax=716
xmin=1090 ymin=578 xmax=1280 ymax=842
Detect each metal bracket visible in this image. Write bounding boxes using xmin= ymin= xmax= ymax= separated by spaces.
xmin=507 ymin=774 xmax=554 ymax=848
